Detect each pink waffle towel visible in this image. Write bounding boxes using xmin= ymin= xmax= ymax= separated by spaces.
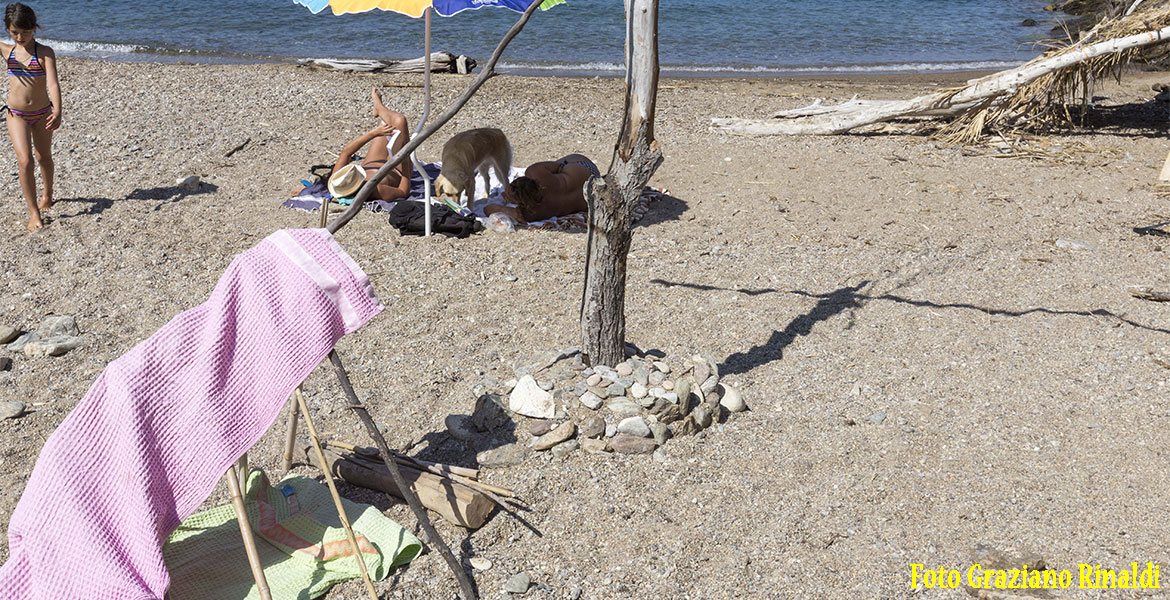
xmin=0 ymin=229 xmax=383 ymax=599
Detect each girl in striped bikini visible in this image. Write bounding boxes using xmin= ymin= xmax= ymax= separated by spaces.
xmin=1 ymin=3 xmax=60 ymax=231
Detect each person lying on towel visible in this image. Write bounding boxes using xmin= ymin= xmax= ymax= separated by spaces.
xmin=482 ymin=153 xmax=599 ymax=224
xmin=329 ymin=88 xmax=414 ymax=201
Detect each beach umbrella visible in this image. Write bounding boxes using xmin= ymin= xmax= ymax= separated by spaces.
xmin=293 ymin=0 xmax=566 ymax=234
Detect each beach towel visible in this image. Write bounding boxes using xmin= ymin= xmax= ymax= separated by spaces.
xmin=0 ymin=228 xmax=383 ymax=600
xmin=283 ymin=163 xmax=669 ymax=233
xmin=164 ymin=470 xmax=421 ymax=600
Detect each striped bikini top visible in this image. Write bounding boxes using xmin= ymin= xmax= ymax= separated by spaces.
xmin=7 ymin=43 xmax=44 ymax=78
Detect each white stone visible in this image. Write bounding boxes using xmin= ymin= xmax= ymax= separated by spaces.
xmin=578 ymin=391 xmax=603 ymax=410
xmin=470 ymin=557 xmax=492 ymax=571
xmin=24 ymin=336 xmax=83 ymax=358
xmin=177 ymin=175 xmax=200 ymax=192
xmin=719 ymin=384 xmax=747 ymax=412
xmin=648 ymin=387 xmax=666 ymax=398
xmin=36 ymin=315 xmax=78 ymax=338
xmin=653 ymin=361 xmax=671 ymax=374
xmin=630 ymin=382 xmax=648 ymax=399
xmin=617 ymin=416 xmax=651 ymax=438
xmin=508 ymin=375 xmax=555 ymax=419
xmin=586 ymin=373 xmax=602 ymax=387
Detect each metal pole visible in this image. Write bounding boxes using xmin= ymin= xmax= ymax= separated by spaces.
xmin=417 ymin=7 xmax=434 ymax=236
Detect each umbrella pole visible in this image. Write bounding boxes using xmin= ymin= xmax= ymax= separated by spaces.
xmin=421 ymin=8 xmax=433 ymax=236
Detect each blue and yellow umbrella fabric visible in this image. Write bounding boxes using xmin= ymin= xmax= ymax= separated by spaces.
xmin=294 ymin=0 xmax=564 ymax=18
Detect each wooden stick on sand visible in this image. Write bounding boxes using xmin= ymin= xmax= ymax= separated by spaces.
xmin=296 ymin=388 xmax=380 ymax=600
xmin=225 ymin=462 xmax=272 ymax=600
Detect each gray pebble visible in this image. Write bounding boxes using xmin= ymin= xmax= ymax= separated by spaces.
xmin=551 ymin=439 xmax=579 ymax=458
xmin=0 ymin=401 xmax=25 ymax=420
xmin=477 ymin=443 xmax=531 ymax=468
xmin=505 ymin=572 xmax=531 ymax=594
xmin=617 ymin=416 xmax=651 ymax=438
xmin=578 ymin=416 xmax=606 ymax=439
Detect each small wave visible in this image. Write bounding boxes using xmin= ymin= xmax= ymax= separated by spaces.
xmin=497 ymin=60 xmax=624 ymax=72
xmin=497 ymin=59 xmax=1024 ymax=76
xmin=37 ymin=38 xmax=146 ymax=56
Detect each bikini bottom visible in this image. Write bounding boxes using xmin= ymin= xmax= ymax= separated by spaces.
xmin=6 ymin=104 xmax=52 ymax=126
xmin=567 ymin=158 xmax=601 ymax=179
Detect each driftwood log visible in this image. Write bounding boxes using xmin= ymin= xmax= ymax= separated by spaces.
xmin=305 ymin=52 xmax=476 ymax=74
xmin=579 ymin=0 xmax=663 ymax=367
xmin=313 ymin=447 xmax=495 ymax=529
xmin=711 ymin=23 xmax=1170 ymax=135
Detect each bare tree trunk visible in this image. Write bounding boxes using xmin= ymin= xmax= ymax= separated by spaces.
xmin=580 ymin=0 xmax=663 ymax=367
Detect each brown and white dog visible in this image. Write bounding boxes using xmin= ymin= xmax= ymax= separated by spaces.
xmin=434 ymin=127 xmax=512 ymax=211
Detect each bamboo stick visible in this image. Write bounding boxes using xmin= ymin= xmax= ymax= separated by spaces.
xmin=327 ymin=440 xmax=480 ymax=481
xmin=225 ymin=464 xmax=272 ymax=600
xmin=296 ymin=389 xmax=379 ymax=600
xmin=281 ymin=393 xmax=301 ymax=473
xmin=325 ymin=351 xmax=479 ymax=600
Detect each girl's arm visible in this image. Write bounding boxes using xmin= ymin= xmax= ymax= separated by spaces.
xmin=330 ymin=123 xmax=394 ymax=177
xmin=42 ymin=46 xmax=62 ymax=131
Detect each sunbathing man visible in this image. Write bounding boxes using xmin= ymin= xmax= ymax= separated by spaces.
xmin=482 ymin=153 xmax=600 ymax=223
xmin=330 ymin=88 xmax=413 ymax=201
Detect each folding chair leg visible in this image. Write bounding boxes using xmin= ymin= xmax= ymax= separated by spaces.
xmin=282 ymin=391 xmax=301 ymax=473
xmin=225 ymin=464 xmax=273 ymax=600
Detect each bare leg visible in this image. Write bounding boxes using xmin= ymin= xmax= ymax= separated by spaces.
xmin=367 ymin=88 xmax=413 ymax=199
xmin=6 ymin=115 xmax=42 ymax=230
xmin=31 ymin=121 xmax=53 ymax=211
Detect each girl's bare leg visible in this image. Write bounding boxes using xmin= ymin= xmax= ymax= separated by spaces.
xmin=31 ymin=121 xmax=53 ymax=210
xmin=6 ymin=115 xmax=42 ymax=230
xmin=369 ymin=88 xmax=413 ymax=195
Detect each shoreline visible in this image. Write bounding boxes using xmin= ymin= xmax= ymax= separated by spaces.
xmin=59 ymin=53 xmax=1011 ymax=85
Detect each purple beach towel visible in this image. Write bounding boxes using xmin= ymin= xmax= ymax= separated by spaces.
xmin=0 ymin=229 xmax=382 ymax=599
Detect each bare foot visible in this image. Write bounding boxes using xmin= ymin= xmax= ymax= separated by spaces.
xmin=27 ymin=214 xmax=43 ymax=231
xmin=372 ymin=87 xmax=385 ymax=114
xmin=37 ymin=197 xmax=52 ymax=211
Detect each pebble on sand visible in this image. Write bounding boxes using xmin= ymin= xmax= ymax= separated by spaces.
xmin=505 ymin=572 xmax=532 ymax=594
xmin=509 ymin=375 xmax=556 ymax=419
xmin=0 ymin=401 xmax=26 ymax=420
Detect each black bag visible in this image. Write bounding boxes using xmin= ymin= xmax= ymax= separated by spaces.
xmin=387 ymin=202 xmax=481 ymax=238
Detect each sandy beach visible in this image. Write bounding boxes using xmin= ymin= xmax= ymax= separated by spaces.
xmin=2 ymin=57 xmax=1170 ymax=599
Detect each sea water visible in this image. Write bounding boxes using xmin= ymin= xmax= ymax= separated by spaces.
xmin=26 ymin=0 xmax=1061 ymax=76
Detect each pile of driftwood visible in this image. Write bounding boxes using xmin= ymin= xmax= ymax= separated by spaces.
xmin=307 ymin=440 xmax=514 ymax=529
xmin=713 ymin=0 xmax=1170 ymax=141
xmin=303 ymin=51 xmax=477 ymax=74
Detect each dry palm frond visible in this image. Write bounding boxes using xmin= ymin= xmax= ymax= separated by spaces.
xmin=936 ymin=2 xmax=1170 ymax=144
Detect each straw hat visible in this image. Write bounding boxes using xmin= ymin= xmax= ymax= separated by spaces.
xmin=328 ymin=163 xmax=366 ymax=198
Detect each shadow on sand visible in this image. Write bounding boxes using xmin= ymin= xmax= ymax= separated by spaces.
xmin=650 ymin=278 xmax=1170 ymax=376
xmin=54 ymin=183 xmax=220 ymax=219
